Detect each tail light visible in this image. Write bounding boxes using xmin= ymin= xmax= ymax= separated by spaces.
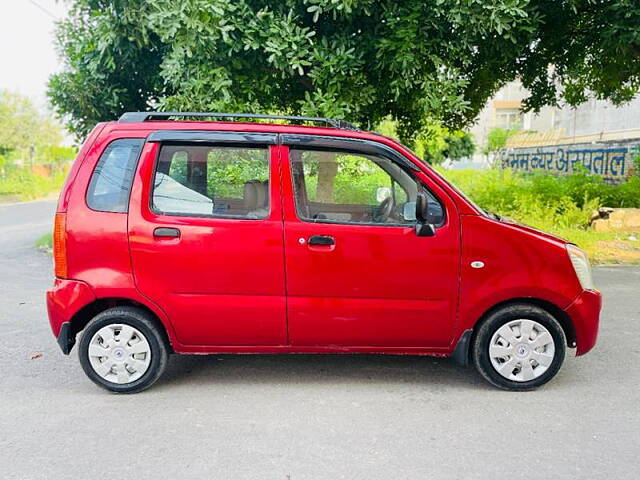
xmin=53 ymin=213 xmax=68 ymax=278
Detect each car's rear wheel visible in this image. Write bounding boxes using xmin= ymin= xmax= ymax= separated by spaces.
xmin=472 ymin=304 xmax=566 ymax=391
xmin=78 ymin=307 xmax=168 ymax=393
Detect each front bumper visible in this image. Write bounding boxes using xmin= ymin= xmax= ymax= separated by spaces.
xmin=564 ymin=289 xmax=602 ymax=356
xmin=46 ymin=278 xmax=95 ymax=354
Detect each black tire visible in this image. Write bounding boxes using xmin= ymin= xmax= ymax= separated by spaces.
xmin=472 ymin=303 xmax=566 ymax=391
xmin=78 ymin=307 xmax=169 ymax=393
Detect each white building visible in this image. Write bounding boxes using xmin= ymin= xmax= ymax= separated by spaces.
xmin=469 ymin=80 xmax=640 ymax=149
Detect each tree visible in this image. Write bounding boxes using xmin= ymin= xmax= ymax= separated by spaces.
xmin=484 ymin=128 xmax=519 ymax=155
xmin=442 ymin=131 xmax=475 ymax=162
xmin=376 ymin=118 xmax=474 ymax=164
xmin=0 ymin=90 xmax=64 ymax=163
xmin=50 ymin=1 xmax=640 ymax=144
xmin=415 ymin=126 xmax=475 ymax=165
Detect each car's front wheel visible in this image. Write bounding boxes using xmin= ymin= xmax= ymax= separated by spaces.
xmin=78 ymin=307 xmax=169 ymax=393
xmin=472 ymin=304 xmax=566 ymax=391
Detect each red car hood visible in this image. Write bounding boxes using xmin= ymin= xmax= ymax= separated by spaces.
xmin=500 ymin=217 xmax=570 ymax=244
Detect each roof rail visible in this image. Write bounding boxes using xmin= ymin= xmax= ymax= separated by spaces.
xmin=118 ymin=111 xmax=360 ymax=131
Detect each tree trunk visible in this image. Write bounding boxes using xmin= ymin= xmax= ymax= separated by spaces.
xmin=316 ymin=151 xmax=338 ymax=203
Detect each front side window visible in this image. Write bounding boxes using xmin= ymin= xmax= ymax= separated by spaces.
xmin=290 ymin=149 xmax=444 ymax=226
xmin=86 ymin=138 xmax=144 ymax=213
xmin=152 ymin=144 xmax=270 ymax=219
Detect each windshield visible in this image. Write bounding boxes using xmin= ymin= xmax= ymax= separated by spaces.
xmin=427 ymin=166 xmax=491 ymax=216
xmin=392 ymin=140 xmax=491 ymax=218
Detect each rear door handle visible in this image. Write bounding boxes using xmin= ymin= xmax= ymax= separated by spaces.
xmin=153 ymin=227 xmax=181 ymax=238
xmin=308 ymin=235 xmax=335 ymax=246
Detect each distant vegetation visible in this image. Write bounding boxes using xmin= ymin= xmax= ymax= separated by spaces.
xmin=0 ymin=90 xmax=76 ymax=201
xmin=0 ymin=169 xmax=67 ymax=201
xmin=377 ymin=119 xmax=475 ymax=164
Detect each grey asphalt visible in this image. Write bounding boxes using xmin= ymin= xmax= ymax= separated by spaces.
xmin=0 ymin=199 xmax=638 ymax=480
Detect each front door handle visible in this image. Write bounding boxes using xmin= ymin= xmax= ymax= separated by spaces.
xmin=308 ymin=235 xmax=335 ymax=246
xmin=154 ymin=227 xmax=181 ymax=238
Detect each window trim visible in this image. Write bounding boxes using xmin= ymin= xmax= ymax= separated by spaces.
xmin=149 ymin=141 xmax=273 ymax=221
xmin=281 ymin=134 xmax=420 ymax=172
xmin=288 ymin=145 xmax=446 ymax=229
xmin=85 ymin=138 xmax=145 ymax=214
xmin=148 ymin=130 xmax=278 ymax=145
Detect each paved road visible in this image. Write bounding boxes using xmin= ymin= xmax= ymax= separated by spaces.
xmin=1 ymin=200 xmax=639 ymax=479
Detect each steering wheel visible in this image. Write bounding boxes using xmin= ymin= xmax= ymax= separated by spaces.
xmin=374 ymin=196 xmax=395 ymax=223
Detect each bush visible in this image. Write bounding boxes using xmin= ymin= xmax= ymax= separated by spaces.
xmin=0 ymin=167 xmax=67 ymax=201
xmin=442 ymin=169 xmax=640 ymax=217
xmin=439 ymin=168 xmax=640 ymax=263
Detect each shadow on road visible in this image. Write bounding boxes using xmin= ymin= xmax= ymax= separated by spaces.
xmin=155 ymin=353 xmax=489 ymax=391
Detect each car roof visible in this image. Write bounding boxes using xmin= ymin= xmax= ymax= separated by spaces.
xmin=108 ymin=111 xmax=392 ymax=142
xmin=105 ymin=118 xmax=395 ymax=144
xmin=118 ymin=111 xmax=360 ymax=130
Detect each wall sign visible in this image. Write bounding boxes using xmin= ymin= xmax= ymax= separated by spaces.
xmin=498 ymin=141 xmax=638 ymax=181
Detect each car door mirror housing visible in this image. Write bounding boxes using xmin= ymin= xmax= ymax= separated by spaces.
xmin=415 ymin=193 xmax=436 ymax=237
xmin=416 ymin=193 xmax=428 ymax=223
xmin=415 ymin=223 xmax=436 ymax=237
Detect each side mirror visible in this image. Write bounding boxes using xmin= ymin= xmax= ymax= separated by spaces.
xmin=415 ymin=193 xmax=435 ymax=237
xmin=415 ymin=223 xmax=436 ymax=237
xmin=403 ymin=202 xmax=417 ymax=222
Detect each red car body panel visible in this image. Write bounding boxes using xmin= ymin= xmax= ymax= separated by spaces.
xmin=127 ymin=142 xmax=287 ymax=347
xmin=47 ymin=279 xmax=95 ymax=337
xmin=458 ymin=215 xmax=584 ymax=329
xmin=565 ymin=289 xmax=602 ymax=356
xmin=279 ymin=144 xmax=460 ymax=348
xmin=46 ymin=119 xmax=602 ymax=358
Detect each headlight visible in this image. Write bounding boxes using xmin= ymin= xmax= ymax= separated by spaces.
xmin=566 ymin=244 xmax=595 ymax=291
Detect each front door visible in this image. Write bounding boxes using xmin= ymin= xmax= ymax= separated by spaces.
xmin=280 ymin=137 xmax=460 ymax=348
xmin=128 ymin=134 xmax=287 ymax=346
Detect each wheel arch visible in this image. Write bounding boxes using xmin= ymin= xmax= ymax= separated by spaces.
xmin=472 ymin=297 xmax=576 ymax=347
xmin=65 ymin=297 xmax=174 ymax=353
xmin=454 ymin=297 xmax=576 ymax=366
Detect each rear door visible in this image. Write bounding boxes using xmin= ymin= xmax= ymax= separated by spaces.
xmin=280 ymin=135 xmax=460 ymax=348
xmin=128 ymin=131 xmax=287 ymax=347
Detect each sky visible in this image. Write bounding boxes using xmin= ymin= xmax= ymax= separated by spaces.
xmin=0 ymin=1 xmax=69 ymax=108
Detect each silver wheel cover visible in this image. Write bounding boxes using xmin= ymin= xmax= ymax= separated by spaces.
xmin=88 ymin=324 xmax=152 ymax=384
xmin=489 ymin=319 xmax=555 ymax=382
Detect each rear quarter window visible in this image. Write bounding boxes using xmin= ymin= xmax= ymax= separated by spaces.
xmin=86 ymin=139 xmax=144 ymax=213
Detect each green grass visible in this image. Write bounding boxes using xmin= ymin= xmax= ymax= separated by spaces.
xmin=36 ymin=233 xmax=52 ymax=250
xmin=440 ymin=168 xmax=640 ymax=264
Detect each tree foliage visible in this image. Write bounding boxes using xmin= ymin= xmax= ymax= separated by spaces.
xmin=413 ymin=125 xmax=475 ymax=164
xmin=378 ymin=118 xmax=475 ymax=164
xmin=50 ymin=0 xmax=640 ymax=143
xmin=442 ymin=131 xmax=475 ymax=162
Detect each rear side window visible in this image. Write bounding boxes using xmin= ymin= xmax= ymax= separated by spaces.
xmin=152 ymin=144 xmax=270 ymax=219
xmin=86 ymin=139 xmax=144 ymax=213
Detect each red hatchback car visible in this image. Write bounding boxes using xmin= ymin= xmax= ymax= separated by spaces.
xmin=47 ymin=112 xmax=601 ymax=393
